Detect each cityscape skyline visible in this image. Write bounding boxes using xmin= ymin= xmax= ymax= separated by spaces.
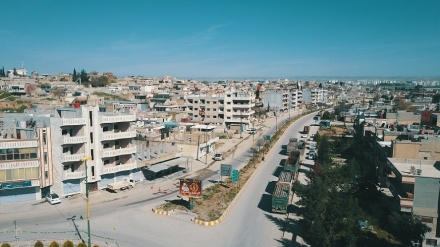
xmin=1 ymin=0 xmax=439 ymax=78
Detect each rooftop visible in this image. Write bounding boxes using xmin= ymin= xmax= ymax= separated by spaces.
xmin=388 ymin=158 xmax=440 ymax=179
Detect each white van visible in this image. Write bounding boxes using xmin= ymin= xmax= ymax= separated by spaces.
xmin=214 ymin=152 xmax=223 ymax=161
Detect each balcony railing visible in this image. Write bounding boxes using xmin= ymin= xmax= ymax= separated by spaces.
xmin=101 ymin=162 xmax=137 ymax=174
xmin=101 ymin=131 xmax=136 ymax=141
xmin=62 ymin=136 xmax=87 ymax=144
xmin=101 ymin=115 xmax=136 ymax=123
xmin=61 ymin=118 xmax=86 ymax=126
xmin=63 ymin=170 xmax=86 ymax=180
xmin=61 ymin=153 xmax=86 ymax=163
xmin=102 ymin=146 xmax=137 ymax=158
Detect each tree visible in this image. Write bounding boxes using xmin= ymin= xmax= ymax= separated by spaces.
xmin=77 ymin=242 xmax=87 ymax=247
xmin=26 ymin=83 xmax=37 ymax=95
xmin=49 ymin=241 xmax=60 ymax=247
xmin=1 ymin=243 xmax=12 ymax=247
xmin=34 ymin=241 xmax=44 ymax=247
xmin=72 ymin=68 xmax=79 ymax=83
xmin=52 ymin=88 xmax=64 ymax=98
xmin=394 ymin=98 xmax=410 ymax=110
xmin=388 ymin=212 xmax=430 ymax=245
xmin=321 ymin=111 xmax=332 ymax=120
xmin=13 ymin=68 xmax=18 ymax=76
xmin=62 ymin=240 xmax=74 ymax=247
xmin=90 ymin=75 xmax=112 ymax=87
xmin=80 ymin=69 xmax=89 ymax=84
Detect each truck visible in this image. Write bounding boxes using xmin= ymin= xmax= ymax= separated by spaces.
xmin=303 ymin=126 xmax=310 ymax=134
xmin=272 ymin=182 xmax=291 ymax=213
xmin=278 ymin=170 xmax=294 ymax=187
xmin=284 ymin=150 xmax=300 ymax=173
xmin=286 ymin=138 xmax=299 ymax=154
xmin=106 ymin=179 xmax=134 ymax=192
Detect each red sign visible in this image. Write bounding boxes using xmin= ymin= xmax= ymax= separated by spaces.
xmin=199 ymin=109 xmax=205 ymax=116
xmin=179 ymin=179 xmax=202 ymax=198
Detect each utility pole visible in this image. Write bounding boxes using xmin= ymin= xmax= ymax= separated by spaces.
xmin=205 ymin=123 xmax=209 ymax=165
xmin=275 ymin=107 xmax=278 ymax=133
xmin=80 ymin=156 xmax=92 ymax=247
xmin=14 ymin=220 xmax=18 ymax=244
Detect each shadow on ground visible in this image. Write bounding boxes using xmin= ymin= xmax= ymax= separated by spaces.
xmin=265 ymin=181 xmax=277 ymax=194
xmin=257 ymin=193 xmax=272 ymax=213
xmin=265 ymin=214 xmax=309 ymax=247
xmin=273 ymin=166 xmax=284 ymax=177
xmin=165 ymin=198 xmax=189 ymax=208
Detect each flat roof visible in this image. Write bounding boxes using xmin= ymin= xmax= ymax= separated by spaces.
xmin=388 ymin=158 xmax=440 ymax=178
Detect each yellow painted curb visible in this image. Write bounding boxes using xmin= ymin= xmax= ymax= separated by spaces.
xmin=152 ymin=208 xmax=171 ymax=216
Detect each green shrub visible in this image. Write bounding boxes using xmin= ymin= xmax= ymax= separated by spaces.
xmin=62 ymin=240 xmax=74 ymax=247
xmin=1 ymin=243 xmax=12 ymax=247
xmin=34 ymin=241 xmax=44 ymax=247
xmin=77 ymin=242 xmax=87 ymax=247
xmin=49 ymin=241 xmax=60 ymax=247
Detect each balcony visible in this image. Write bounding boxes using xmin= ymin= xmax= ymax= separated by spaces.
xmin=232 ymin=104 xmax=253 ymax=109
xmin=400 ymin=197 xmax=413 ymax=212
xmin=101 ymin=115 xmax=136 ymax=123
xmin=102 ymin=146 xmax=137 ymax=158
xmin=101 ymin=130 xmax=136 ymax=141
xmin=0 ymin=140 xmax=38 ymax=149
xmin=62 ymin=136 xmax=87 ymax=144
xmin=0 ymin=160 xmax=39 ymax=169
xmin=101 ymin=162 xmax=137 ymax=174
xmin=63 ymin=170 xmax=86 ymax=180
xmin=61 ymin=153 xmax=86 ymax=163
xmin=61 ymin=118 xmax=86 ymax=126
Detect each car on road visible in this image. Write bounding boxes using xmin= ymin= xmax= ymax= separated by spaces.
xmin=300 ymin=134 xmax=308 ymax=138
xmin=214 ymin=152 xmax=224 ymax=161
xmin=247 ymin=128 xmax=257 ymax=134
xmin=308 ymin=137 xmax=314 ymax=141
xmin=47 ymin=193 xmax=61 ymax=205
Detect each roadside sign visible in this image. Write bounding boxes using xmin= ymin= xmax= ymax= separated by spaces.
xmin=179 ymin=179 xmax=202 ymax=198
xmin=232 ymin=169 xmax=239 ymax=183
xmin=221 ymin=164 xmax=232 ymax=177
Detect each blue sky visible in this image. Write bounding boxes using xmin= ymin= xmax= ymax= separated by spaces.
xmin=1 ymin=0 xmax=439 ymax=78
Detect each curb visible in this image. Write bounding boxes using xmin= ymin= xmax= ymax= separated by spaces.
xmin=152 ymin=208 xmax=172 ymax=216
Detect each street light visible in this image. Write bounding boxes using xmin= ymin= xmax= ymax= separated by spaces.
xmin=80 ymin=155 xmax=92 ymax=247
xmin=205 ymin=123 xmax=209 ymax=165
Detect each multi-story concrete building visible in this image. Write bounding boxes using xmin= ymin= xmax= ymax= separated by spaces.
xmin=186 ymin=90 xmax=255 ymax=129
xmin=0 ymin=135 xmax=45 ymax=203
xmin=386 ymin=158 xmax=440 ymax=245
xmin=1 ymin=105 xmax=138 ymax=200
xmin=262 ymin=89 xmax=289 ymax=112
xmin=302 ymin=88 xmax=328 ymax=104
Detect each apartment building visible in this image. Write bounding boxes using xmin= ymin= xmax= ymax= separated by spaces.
xmin=1 ymin=105 xmax=138 ymax=200
xmin=386 ymin=158 xmax=440 ymax=245
xmin=186 ymin=90 xmax=255 ymax=128
xmin=0 ymin=136 xmax=45 ymax=203
xmin=262 ymin=89 xmax=289 ymax=112
xmin=289 ymin=89 xmax=303 ymax=110
xmin=302 ymin=88 xmax=328 ymax=104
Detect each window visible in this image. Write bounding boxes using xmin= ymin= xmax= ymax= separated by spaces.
xmin=43 ymin=133 xmax=47 ymax=145
xmin=104 ymin=159 xmax=110 ymax=165
xmin=103 ymin=143 xmax=110 ymax=149
xmin=91 ymin=149 xmax=94 ymax=160
xmin=103 ymin=126 xmax=109 ymax=132
xmin=90 ymin=133 xmax=93 ymax=143
xmin=115 ymin=156 xmax=119 ymax=161
xmin=89 ymin=111 xmax=93 ymax=126
xmin=63 ymin=147 xmax=69 ymax=153
xmin=62 ymin=129 xmax=68 ymax=136
xmin=91 ymin=166 xmax=95 ymax=176
xmin=115 ymin=140 xmax=120 ymax=146
xmin=114 ymin=124 xmax=119 ymax=130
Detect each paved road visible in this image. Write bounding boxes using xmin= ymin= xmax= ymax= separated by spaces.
xmin=0 ymin=111 xmax=317 ymax=247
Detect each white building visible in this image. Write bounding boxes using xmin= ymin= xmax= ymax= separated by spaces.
xmin=186 ymin=90 xmax=255 ymax=129
xmin=1 ymin=105 xmax=139 ymax=199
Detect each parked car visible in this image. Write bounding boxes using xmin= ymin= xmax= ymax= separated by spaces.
xmin=47 ymin=193 xmax=61 ymax=205
xmin=300 ymin=134 xmax=308 ymax=138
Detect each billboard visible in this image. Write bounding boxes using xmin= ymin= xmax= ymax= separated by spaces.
xmin=179 ymin=179 xmax=202 ymax=198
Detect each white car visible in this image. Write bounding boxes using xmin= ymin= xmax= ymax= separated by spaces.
xmin=214 ymin=152 xmax=223 ymax=161
xmin=47 ymin=193 xmax=61 ymax=205
xmin=300 ymin=134 xmax=308 ymax=138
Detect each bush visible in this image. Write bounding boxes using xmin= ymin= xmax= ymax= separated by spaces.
xmin=77 ymin=242 xmax=87 ymax=247
xmin=49 ymin=241 xmax=60 ymax=247
xmin=34 ymin=241 xmax=44 ymax=247
xmin=62 ymin=240 xmax=74 ymax=247
xmin=1 ymin=243 xmax=12 ymax=247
